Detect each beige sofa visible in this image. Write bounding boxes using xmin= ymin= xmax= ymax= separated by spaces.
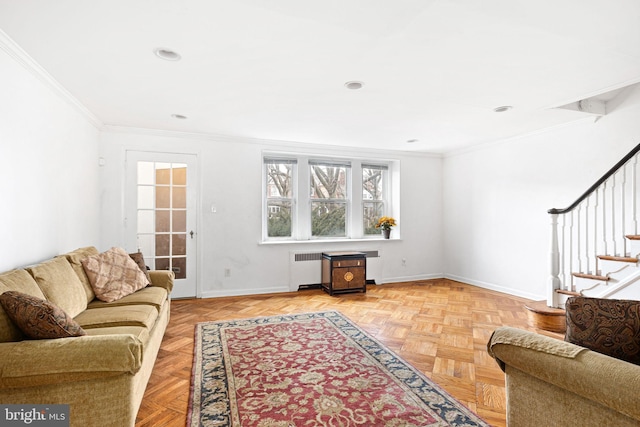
xmin=488 ymin=326 xmax=640 ymax=427
xmin=0 ymin=246 xmax=173 ymax=427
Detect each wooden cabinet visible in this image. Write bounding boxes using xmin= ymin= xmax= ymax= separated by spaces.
xmin=321 ymin=251 xmax=366 ymax=295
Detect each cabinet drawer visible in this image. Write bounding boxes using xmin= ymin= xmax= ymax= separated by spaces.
xmin=332 ymin=259 xmax=364 ymax=268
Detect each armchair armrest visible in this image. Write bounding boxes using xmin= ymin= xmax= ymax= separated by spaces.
xmin=148 ymin=270 xmax=174 ymax=293
xmin=0 ymin=334 xmax=143 ymax=389
xmin=488 ymin=326 xmax=640 ymax=422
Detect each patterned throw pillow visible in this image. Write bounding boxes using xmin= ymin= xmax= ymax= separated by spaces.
xmin=81 ymin=247 xmax=150 ymax=303
xmin=565 ymin=296 xmax=640 ymax=365
xmin=129 ymin=251 xmax=152 ymax=283
xmin=0 ymin=291 xmax=86 ymax=339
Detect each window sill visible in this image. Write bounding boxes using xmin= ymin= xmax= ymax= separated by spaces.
xmin=258 ymin=237 xmax=400 ymax=245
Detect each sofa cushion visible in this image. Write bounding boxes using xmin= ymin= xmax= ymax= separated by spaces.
xmin=26 ymin=257 xmax=88 ymax=318
xmin=81 ymin=247 xmax=150 ymax=303
xmin=74 ymin=304 xmax=159 ymax=330
xmin=566 ymin=296 xmax=640 ymax=365
xmin=0 ymin=291 xmax=86 ymax=339
xmin=87 ymin=286 xmax=168 ymax=312
xmin=0 ymin=270 xmax=47 ymax=342
xmin=84 ymin=325 xmax=150 ymax=346
xmin=59 ymin=246 xmax=99 ymax=304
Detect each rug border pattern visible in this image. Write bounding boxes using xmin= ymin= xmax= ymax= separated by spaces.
xmin=188 ymin=310 xmax=489 ymax=427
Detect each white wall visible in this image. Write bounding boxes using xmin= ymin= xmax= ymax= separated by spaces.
xmin=99 ymin=130 xmax=443 ymax=297
xmin=443 ymin=85 xmax=640 ymax=300
xmin=0 ymin=41 xmax=101 ymax=271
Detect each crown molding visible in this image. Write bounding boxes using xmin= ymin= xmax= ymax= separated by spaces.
xmin=103 ymin=124 xmax=443 ymax=159
xmin=0 ymin=29 xmax=103 ymax=130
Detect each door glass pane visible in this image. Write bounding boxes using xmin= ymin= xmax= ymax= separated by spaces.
xmin=156 ymin=163 xmax=171 ymax=184
xmin=136 ymin=161 xmax=190 ymax=279
xmin=172 ymin=210 xmax=186 ymax=232
xmin=173 ymin=165 xmax=187 ymax=185
xmin=155 ymin=210 xmax=170 ymax=233
xmin=156 ymin=187 xmax=170 ymax=209
xmin=137 ymin=162 xmax=155 ymax=185
xmin=172 ymin=233 xmax=186 ymax=256
xmin=137 ymin=234 xmax=155 ymax=257
xmin=172 ymin=257 xmax=186 ymax=279
xmin=155 ymin=234 xmax=170 ymax=256
xmin=138 ymin=186 xmax=154 ymax=209
xmin=138 ymin=210 xmax=155 ymax=234
xmin=173 ymin=187 xmax=186 ymax=209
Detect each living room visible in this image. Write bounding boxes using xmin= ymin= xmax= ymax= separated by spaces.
xmin=2 ymin=2 xmax=640 ymax=426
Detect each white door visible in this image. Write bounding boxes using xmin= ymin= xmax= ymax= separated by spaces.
xmin=125 ymin=151 xmax=198 ymax=298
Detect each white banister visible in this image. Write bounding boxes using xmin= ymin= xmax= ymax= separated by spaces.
xmin=548 ymin=213 xmax=561 ymax=308
xmin=547 ymin=143 xmax=640 ymax=309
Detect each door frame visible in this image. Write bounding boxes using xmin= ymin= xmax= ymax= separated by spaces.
xmin=124 ymin=149 xmax=200 ymax=298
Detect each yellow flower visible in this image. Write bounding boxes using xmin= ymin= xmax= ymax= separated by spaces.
xmin=375 ymin=216 xmax=397 ymax=230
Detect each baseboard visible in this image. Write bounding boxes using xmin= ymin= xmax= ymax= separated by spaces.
xmin=377 ymin=273 xmax=443 ymax=284
xmin=444 ymin=274 xmax=544 ymax=300
xmin=200 ymin=286 xmax=291 ymax=298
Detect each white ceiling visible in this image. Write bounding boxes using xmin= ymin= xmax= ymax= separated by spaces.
xmin=1 ymin=0 xmax=639 ymax=153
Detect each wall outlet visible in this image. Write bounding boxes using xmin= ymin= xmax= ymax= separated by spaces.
xmin=224 ymin=268 xmax=231 ymax=277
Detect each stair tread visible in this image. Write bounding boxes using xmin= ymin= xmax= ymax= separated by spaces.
xmin=524 ymin=300 xmax=565 ymax=315
xmin=626 ymin=235 xmax=640 ymax=240
xmin=597 ymin=255 xmax=638 ymax=263
xmin=571 ymin=272 xmax=609 ymax=281
xmin=556 ymin=289 xmax=581 ymax=296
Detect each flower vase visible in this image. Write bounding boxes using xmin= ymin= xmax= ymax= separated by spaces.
xmin=382 ymin=228 xmax=391 ymax=239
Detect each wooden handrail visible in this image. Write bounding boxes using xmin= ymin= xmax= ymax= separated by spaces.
xmin=548 ymin=142 xmax=640 ymax=215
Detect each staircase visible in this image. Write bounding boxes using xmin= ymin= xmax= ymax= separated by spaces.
xmin=528 ymin=143 xmax=640 ymax=332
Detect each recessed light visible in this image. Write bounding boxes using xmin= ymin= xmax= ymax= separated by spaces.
xmin=406 ymin=139 xmax=419 ymax=143
xmin=493 ymin=105 xmax=513 ymax=113
xmin=344 ymin=81 xmax=364 ymax=90
xmin=171 ymin=114 xmax=187 ymax=119
xmin=154 ymin=48 xmax=181 ymax=61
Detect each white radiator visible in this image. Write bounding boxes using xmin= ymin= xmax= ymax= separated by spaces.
xmin=289 ymin=250 xmax=381 ymax=290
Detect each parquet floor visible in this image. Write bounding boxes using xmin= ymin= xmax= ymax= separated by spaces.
xmin=135 ymin=279 xmax=561 ymax=427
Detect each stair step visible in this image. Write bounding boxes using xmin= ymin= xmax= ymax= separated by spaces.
xmin=626 ymin=235 xmax=640 ymax=240
xmin=571 ymin=272 xmax=609 ymax=281
xmin=556 ymin=289 xmax=581 ymax=296
xmin=524 ymin=300 xmax=566 ymax=333
xmin=597 ymin=255 xmax=638 ymax=263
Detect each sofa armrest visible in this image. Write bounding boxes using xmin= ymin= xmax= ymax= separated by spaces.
xmin=488 ymin=326 xmax=640 ymax=421
xmin=0 ymin=334 xmax=143 ymax=389
xmin=148 ymin=270 xmax=174 ymax=293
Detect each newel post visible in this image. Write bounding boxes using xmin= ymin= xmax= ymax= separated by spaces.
xmin=547 ymin=210 xmax=562 ymax=308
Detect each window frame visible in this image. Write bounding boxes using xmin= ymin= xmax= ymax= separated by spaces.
xmin=263 ymin=157 xmax=297 ymax=240
xmin=262 ymin=153 xmax=397 ymax=242
xmin=362 ymin=163 xmax=389 ymax=236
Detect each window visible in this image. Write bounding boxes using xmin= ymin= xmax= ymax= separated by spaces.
xmin=362 ymin=164 xmax=387 ymax=235
xmin=264 ymin=158 xmax=296 ymax=238
xmin=263 ymin=154 xmax=396 ymax=241
xmin=310 ymin=160 xmax=349 ymax=237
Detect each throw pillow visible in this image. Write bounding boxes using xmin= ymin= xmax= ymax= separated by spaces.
xmin=82 ymin=247 xmax=150 ymax=303
xmin=129 ymin=251 xmax=152 ymax=283
xmin=565 ymin=296 xmax=640 ymax=365
xmin=0 ymin=291 xmax=86 ymax=339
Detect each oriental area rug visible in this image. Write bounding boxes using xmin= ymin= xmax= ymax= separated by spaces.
xmin=188 ymin=311 xmax=489 ymax=427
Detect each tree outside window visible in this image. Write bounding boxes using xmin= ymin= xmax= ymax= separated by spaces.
xmin=363 ymin=164 xmax=387 ymax=235
xmin=265 ymin=158 xmax=295 ymax=237
xmin=310 ymin=161 xmax=348 ymax=237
